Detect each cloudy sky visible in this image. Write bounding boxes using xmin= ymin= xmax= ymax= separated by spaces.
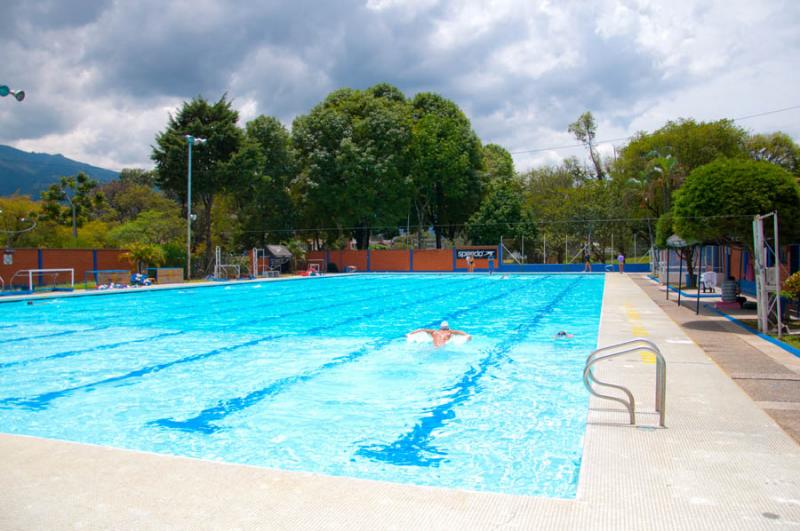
xmin=1 ymin=0 xmax=798 ymax=173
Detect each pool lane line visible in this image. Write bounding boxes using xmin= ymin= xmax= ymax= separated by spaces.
xmin=0 ymin=277 xmax=487 ymax=410
xmin=0 ymin=328 xmax=87 ymax=345
xmin=0 ymin=276 xmax=470 ymax=370
xmin=4 ymin=272 xmax=391 ymax=323
xmin=148 ymin=276 xmax=550 ymax=433
xmin=356 ymin=276 xmax=586 ymax=467
xmin=0 ymin=331 xmax=187 ymax=370
xmin=0 ymin=272 xmax=390 ymax=334
xmin=0 ymin=274 xmax=444 ymax=349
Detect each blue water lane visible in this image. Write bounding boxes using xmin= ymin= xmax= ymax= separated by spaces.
xmin=0 ymin=275 xmax=445 ymax=370
xmin=0 ymin=277 xmax=483 ymax=410
xmin=356 ymin=276 xmax=584 ymax=467
xmin=0 ymin=275 xmax=425 ymax=348
xmin=148 ymin=277 xmax=545 ymax=434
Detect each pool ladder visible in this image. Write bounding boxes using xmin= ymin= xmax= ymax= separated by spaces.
xmin=583 ymin=338 xmax=666 ymax=427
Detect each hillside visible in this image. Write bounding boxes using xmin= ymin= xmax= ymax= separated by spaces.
xmin=0 ymin=144 xmax=119 ymax=196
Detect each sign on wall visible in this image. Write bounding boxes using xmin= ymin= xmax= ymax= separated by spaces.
xmin=3 ymin=249 xmax=13 ymax=265
xmin=456 ymin=248 xmax=497 ymax=260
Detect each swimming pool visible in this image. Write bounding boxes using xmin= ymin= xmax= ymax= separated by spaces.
xmin=0 ymin=274 xmax=605 ymax=498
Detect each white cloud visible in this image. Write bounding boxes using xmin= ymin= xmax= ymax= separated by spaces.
xmin=2 ymin=0 xmax=798 ymax=175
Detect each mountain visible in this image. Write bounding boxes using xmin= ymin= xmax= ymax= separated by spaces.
xmin=0 ymin=144 xmax=119 ymax=196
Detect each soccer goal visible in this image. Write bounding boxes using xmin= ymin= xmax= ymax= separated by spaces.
xmin=10 ymin=268 xmax=75 ymax=293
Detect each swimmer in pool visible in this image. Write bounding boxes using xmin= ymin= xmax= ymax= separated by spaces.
xmin=554 ymin=330 xmax=574 ymax=339
xmin=408 ymin=321 xmax=471 ymax=348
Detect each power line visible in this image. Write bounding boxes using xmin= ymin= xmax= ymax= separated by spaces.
xmin=508 ymin=104 xmax=800 ymax=155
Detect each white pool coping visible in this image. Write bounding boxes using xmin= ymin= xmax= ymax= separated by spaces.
xmin=1 ymin=273 xmax=799 ymax=529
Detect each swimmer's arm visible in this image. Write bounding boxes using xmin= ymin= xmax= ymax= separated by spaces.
xmin=407 ymin=328 xmax=435 ymax=335
xmin=451 ymin=330 xmax=472 ymax=340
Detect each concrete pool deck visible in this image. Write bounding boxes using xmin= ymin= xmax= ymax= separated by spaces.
xmin=1 ymin=273 xmax=799 ymax=529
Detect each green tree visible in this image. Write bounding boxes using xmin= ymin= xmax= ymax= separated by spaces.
xmin=292 ymin=84 xmax=412 ymax=249
xmin=409 ymin=92 xmax=483 ymax=248
xmin=672 ymin=159 xmax=800 ymax=248
xmin=568 ymin=111 xmax=604 ymax=180
xmin=0 ymin=196 xmax=40 ymax=248
xmin=123 ymin=242 xmax=166 ymax=273
xmin=613 ymin=118 xmax=747 ymax=187
xmin=40 ymin=172 xmax=105 ymax=240
xmin=236 ymin=115 xmax=296 ymax=247
xmin=746 ymin=132 xmax=800 ymax=176
xmin=107 ymin=208 xmax=186 ymax=247
xmin=118 ymin=168 xmax=157 ymax=187
xmin=101 ymin=178 xmax=178 ymax=223
xmin=151 ymin=95 xmax=246 ymax=271
xmin=481 ymin=143 xmax=515 ymax=184
xmin=466 ymin=177 xmax=537 ymax=245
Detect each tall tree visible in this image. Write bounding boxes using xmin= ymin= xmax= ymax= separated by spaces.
xmin=568 ymin=111 xmax=604 ymax=180
xmin=292 ymin=84 xmax=412 ymax=249
xmin=466 ymin=176 xmax=536 ymax=245
xmin=746 ymin=132 xmax=800 ymax=176
xmin=100 ymin=177 xmax=177 ymax=223
xmin=481 ymin=143 xmax=515 ymax=184
xmin=40 ymin=172 xmax=104 ymax=239
xmin=236 ymin=115 xmax=296 ymax=247
xmin=672 ymin=159 xmax=800 ymax=248
xmin=613 ymin=118 xmax=747 ymax=187
xmin=151 ymin=96 xmax=245 ymax=270
xmin=409 ymin=92 xmax=483 ymax=248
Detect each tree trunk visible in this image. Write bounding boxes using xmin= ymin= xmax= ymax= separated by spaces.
xmin=354 ymin=225 xmax=370 ymax=250
xmin=681 ymin=247 xmax=696 ymax=287
xmin=434 ymin=183 xmax=444 ymax=249
xmin=414 ymin=199 xmax=426 ymax=249
xmin=589 ymin=149 xmax=604 ymax=180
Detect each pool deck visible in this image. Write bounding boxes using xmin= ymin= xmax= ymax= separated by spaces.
xmin=1 ymin=273 xmax=799 ymax=530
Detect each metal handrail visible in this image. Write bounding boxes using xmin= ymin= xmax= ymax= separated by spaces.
xmin=0 ymin=275 xmax=4 ymax=291
xmin=587 ymin=338 xmax=660 ymax=364
xmin=583 ymin=339 xmax=666 ymax=427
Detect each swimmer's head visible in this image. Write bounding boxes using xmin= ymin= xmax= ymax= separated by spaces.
xmin=440 ymin=321 xmax=449 ymax=330
xmin=556 ymin=331 xmax=567 ymax=337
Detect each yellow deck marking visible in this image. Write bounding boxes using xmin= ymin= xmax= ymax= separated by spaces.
xmin=624 ymin=303 xmax=655 ymax=364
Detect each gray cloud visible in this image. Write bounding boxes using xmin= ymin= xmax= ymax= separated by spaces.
xmin=2 ymin=0 xmax=798 ymax=172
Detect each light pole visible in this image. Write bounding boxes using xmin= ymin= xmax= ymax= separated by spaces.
xmin=0 ymin=85 xmax=25 ymax=102
xmin=185 ymin=135 xmax=206 ymax=280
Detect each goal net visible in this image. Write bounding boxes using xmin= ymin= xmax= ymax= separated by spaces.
xmin=10 ymin=268 xmax=75 ymax=293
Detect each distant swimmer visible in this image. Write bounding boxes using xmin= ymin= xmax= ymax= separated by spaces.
xmin=407 ymin=321 xmax=471 ymax=348
xmin=554 ymin=330 xmax=574 ymax=339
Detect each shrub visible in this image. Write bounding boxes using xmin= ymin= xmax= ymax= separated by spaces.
xmin=783 ymin=271 xmax=800 ymax=301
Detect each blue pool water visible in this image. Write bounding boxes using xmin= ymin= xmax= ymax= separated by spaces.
xmin=0 ymin=274 xmax=605 ymax=498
